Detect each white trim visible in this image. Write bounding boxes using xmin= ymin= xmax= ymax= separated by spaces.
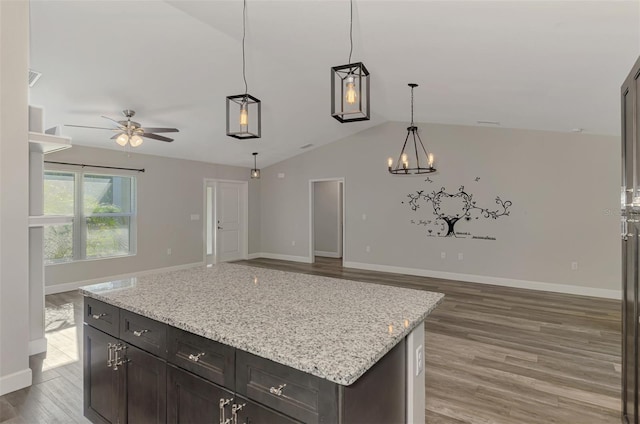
xmin=253 ymin=253 xmax=313 ymax=263
xmin=45 ymin=262 xmax=204 ymax=295
xmin=29 ymin=337 xmax=47 ymax=355
xmin=343 ymin=261 xmax=621 ymax=299
xmin=314 ymin=250 xmax=342 ymax=258
xmin=0 ymin=369 xmax=32 ymax=396
xmin=247 ymin=252 xmax=261 ymax=259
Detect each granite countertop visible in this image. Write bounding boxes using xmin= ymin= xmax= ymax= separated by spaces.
xmin=80 ymin=263 xmax=444 ymax=386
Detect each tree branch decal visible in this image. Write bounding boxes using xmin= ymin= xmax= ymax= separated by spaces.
xmin=405 ymin=185 xmax=512 ymax=238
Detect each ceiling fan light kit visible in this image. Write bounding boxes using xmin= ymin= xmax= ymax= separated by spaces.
xmin=66 ymin=109 xmax=179 ymax=148
xmin=331 ymin=0 xmax=370 ymax=123
xmin=227 ymin=0 xmax=261 ymax=139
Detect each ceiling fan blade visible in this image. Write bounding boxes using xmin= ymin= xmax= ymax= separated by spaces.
xmin=110 ymin=134 xmax=123 ymax=139
xmin=101 ymin=115 xmax=125 ymax=127
xmin=142 ymin=133 xmax=173 ymax=142
xmin=65 ymin=124 xmax=118 ymax=131
xmin=141 ymin=127 xmax=179 ymax=133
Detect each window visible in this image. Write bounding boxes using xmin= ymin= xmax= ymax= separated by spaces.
xmin=44 ymin=170 xmax=137 ymax=264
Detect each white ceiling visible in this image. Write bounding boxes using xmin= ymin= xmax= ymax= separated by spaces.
xmin=29 ymin=0 xmax=640 ymax=168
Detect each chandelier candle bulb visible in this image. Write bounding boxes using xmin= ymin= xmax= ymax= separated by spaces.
xmin=428 ymin=153 xmax=434 ymax=168
xmin=387 ymin=157 xmax=393 ymax=169
xmin=345 ymin=76 xmax=357 ymax=104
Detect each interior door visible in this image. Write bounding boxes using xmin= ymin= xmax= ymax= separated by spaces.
xmin=216 ymin=181 xmax=245 ymax=262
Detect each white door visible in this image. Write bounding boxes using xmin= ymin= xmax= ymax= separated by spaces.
xmin=216 ymin=181 xmax=245 ymax=262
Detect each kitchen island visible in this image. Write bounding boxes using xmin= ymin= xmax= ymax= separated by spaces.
xmin=81 ymin=263 xmax=444 ymax=424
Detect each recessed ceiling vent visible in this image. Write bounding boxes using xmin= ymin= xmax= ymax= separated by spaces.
xmin=477 ymin=120 xmax=500 ymax=126
xmin=28 ymin=69 xmax=42 ymax=87
xmin=300 ymin=143 xmax=314 ymax=149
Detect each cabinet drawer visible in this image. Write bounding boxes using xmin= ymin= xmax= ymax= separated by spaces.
xmin=167 ymin=326 xmax=235 ymax=390
xmin=120 ymin=310 xmax=167 ymax=358
xmin=236 ymin=351 xmax=338 ymax=424
xmin=84 ymin=297 xmax=120 ymax=337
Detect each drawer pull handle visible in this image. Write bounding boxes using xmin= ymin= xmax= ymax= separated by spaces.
xmin=133 ymin=329 xmax=149 ymax=337
xmin=92 ymin=313 xmax=106 ymax=320
xmin=231 ymin=403 xmax=246 ymax=424
xmin=269 ymin=383 xmax=286 ymax=396
xmin=188 ymin=352 xmax=206 ymax=362
xmin=219 ymin=397 xmax=233 ymax=424
xmin=107 ymin=343 xmax=114 ymax=368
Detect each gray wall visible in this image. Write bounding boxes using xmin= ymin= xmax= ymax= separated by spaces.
xmin=313 ymin=181 xmax=342 ymax=257
xmin=260 ymin=121 xmax=621 ymax=295
xmin=45 ymin=145 xmax=260 ymax=286
xmin=0 ymin=0 xmax=32 ymax=395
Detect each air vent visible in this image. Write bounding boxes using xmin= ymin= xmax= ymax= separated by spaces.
xmin=477 ymin=120 xmax=500 ymax=126
xmin=300 ymin=143 xmax=313 ymax=149
xmin=28 ymin=69 xmax=42 ymax=87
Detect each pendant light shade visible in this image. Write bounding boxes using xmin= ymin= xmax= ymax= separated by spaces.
xmin=226 ymin=0 xmax=261 ymax=139
xmin=388 ymin=84 xmax=437 ymax=175
xmin=331 ymin=0 xmax=370 ymax=123
xmin=331 ymin=62 xmax=370 ymax=122
xmin=250 ymin=152 xmax=260 ymax=179
xmin=227 ymin=94 xmax=261 ymax=139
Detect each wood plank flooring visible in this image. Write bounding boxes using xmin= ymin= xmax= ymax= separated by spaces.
xmin=0 ymin=257 xmax=621 ymax=423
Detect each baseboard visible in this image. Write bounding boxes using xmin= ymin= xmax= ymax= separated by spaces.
xmin=314 ymin=251 xmax=342 ymax=259
xmin=28 ymin=337 xmax=47 ymax=355
xmin=45 ymin=262 xmax=205 ymax=295
xmin=342 ymin=261 xmax=621 ymax=300
xmin=0 ymin=368 xmax=32 ymax=396
xmin=252 ymin=252 xmax=313 ymax=264
xmin=247 ymin=253 xmax=261 ymax=260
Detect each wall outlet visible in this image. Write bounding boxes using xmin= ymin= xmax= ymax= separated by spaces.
xmin=167 ymin=248 xmax=172 ymax=255
xmin=415 ymin=345 xmax=424 ymax=376
xmin=362 ymin=214 xmax=367 ymax=220
xmin=440 ymin=252 xmax=446 ymax=259
xmin=291 ymin=240 xmax=296 ymax=246
xmin=190 ymin=214 xmax=200 ymax=221
xmin=458 ymin=252 xmax=464 ymax=260
xmin=366 ymin=245 xmax=371 ymax=253
xmin=571 ymin=261 xmax=578 ymax=271
xmin=277 ymin=173 xmax=285 ymax=179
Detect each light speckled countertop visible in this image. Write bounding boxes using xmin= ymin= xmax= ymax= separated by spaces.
xmin=80 ymin=263 xmax=444 ymax=385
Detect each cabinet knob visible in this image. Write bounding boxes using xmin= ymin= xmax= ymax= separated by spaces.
xmin=92 ymin=313 xmax=106 ymax=320
xmin=269 ymin=383 xmax=286 ymax=396
xmin=188 ymin=352 xmax=206 ymax=362
xmin=133 ymin=329 xmax=149 ymax=337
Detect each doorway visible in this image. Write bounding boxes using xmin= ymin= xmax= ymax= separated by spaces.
xmin=309 ymin=178 xmax=345 ymax=264
xmin=204 ymin=179 xmax=248 ymax=266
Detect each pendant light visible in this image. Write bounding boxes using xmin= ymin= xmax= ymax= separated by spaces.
xmin=388 ymin=84 xmax=436 ymax=175
xmin=331 ymin=0 xmax=370 ymax=123
xmin=250 ymin=152 xmax=260 ymax=179
xmin=226 ymin=0 xmax=261 ymax=139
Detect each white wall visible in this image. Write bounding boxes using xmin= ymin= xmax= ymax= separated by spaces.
xmin=260 ymin=121 xmax=621 ymax=297
xmin=44 ymin=145 xmax=260 ymax=288
xmin=0 ymin=0 xmax=32 ymax=395
xmin=313 ymin=181 xmax=342 ymax=257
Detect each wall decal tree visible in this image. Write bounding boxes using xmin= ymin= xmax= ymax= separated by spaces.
xmin=406 ymin=185 xmax=512 ymax=237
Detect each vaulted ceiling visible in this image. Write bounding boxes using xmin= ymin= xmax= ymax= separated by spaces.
xmin=29 ymin=0 xmax=639 ymax=167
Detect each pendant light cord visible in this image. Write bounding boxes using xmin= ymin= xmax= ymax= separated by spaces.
xmin=242 ymin=0 xmax=248 ymax=96
xmin=348 ymin=0 xmax=353 ymax=64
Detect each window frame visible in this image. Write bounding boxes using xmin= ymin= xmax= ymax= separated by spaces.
xmin=43 ymin=168 xmax=138 ymax=264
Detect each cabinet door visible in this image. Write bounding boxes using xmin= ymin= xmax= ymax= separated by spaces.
xmin=233 ymin=395 xmax=301 ymax=424
xmin=167 ymin=364 xmax=233 ymax=424
xmin=123 ymin=344 xmax=167 ymax=424
xmin=84 ymin=324 xmax=122 ymax=424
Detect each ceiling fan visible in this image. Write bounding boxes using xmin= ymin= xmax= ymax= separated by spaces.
xmin=65 ymin=109 xmax=179 ymax=148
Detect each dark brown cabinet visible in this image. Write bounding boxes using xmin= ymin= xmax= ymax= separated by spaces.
xmin=622 ymin=55 xmax=640 ymax=424
xmin=84 ymin=325 xmax=122 ymax=424
xmin=167 ymin=364 xmax=233 ymax=424
xmin=84 ymin=296 xmax=406 ymax=424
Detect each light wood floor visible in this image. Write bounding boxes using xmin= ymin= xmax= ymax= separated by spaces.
xmin=0 ymin=257 xmax=621 ymax=423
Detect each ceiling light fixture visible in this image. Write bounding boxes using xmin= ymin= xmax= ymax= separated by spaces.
xmin=331 ymin=0 xmax=370 ymax=123
xmin=250 ymin=152 xmax=260 ymax=179
xmin=388 ymin=83 xmax=436 ymax=175
xmin=226 ymin=0 xmax=261 ymax=139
